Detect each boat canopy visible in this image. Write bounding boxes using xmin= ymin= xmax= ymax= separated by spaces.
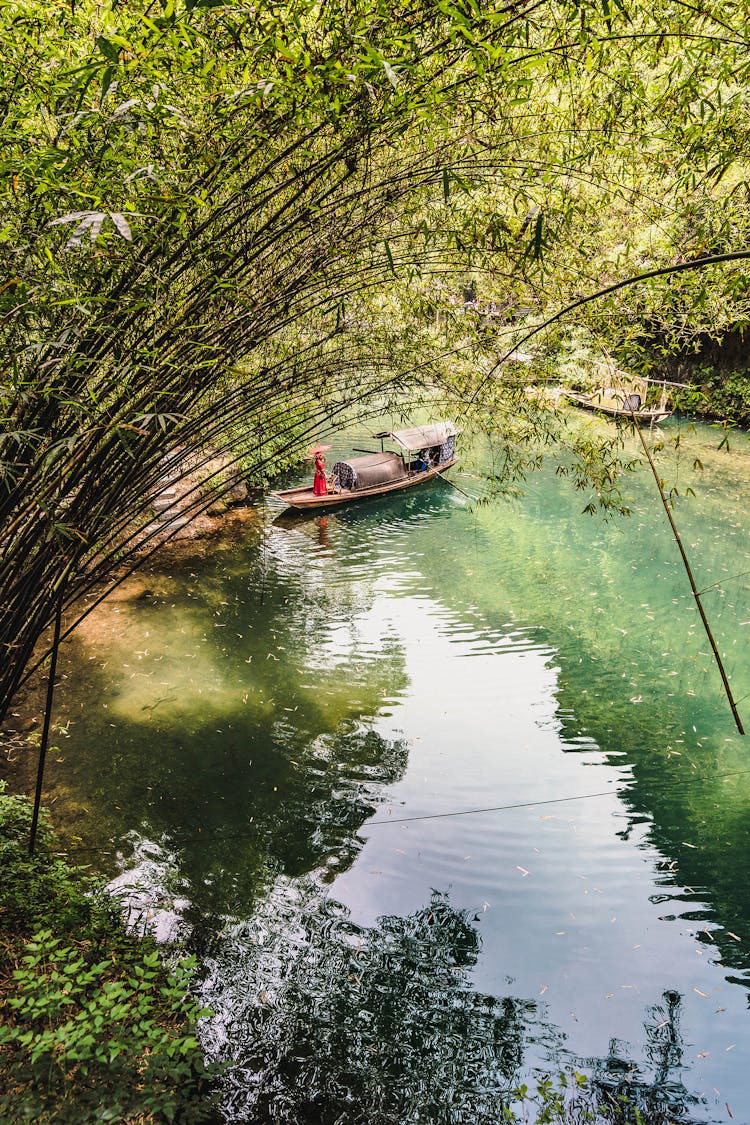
xmin=374 ymin=421 xmax=460 ymax=452
xmin=332 ymin=452 xmax=405 ymax=491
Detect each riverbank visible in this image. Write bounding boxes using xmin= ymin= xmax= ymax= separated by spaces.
xmin=668 ymin=368 xmax=750 ymax=428
xmin=0 ymin=455 xmax=263 ymax=821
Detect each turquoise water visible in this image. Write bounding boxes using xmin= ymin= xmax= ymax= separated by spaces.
xmin=49 ymin=416 xmax=750 ymax=1122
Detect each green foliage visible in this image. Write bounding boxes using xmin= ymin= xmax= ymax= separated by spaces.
xmin=0 ymin=934 xmax=211 ymax=1124
xmin=0 ymin=784 xmax=103 ymax=938
xmin=2 ymin=0 xmax=526 ymax=717
xmin=3 ymin=0 xmax=750 ymax=723
xmin=0 ymin=785 xmax=216 ymax=1123
xmin=670 ymin=366 xmax=750 ymax=426
xmin=501 ymin=1071 xmax=678 ymax=1123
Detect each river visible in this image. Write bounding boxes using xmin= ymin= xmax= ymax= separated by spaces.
xmin=42 ymin=415 xmax=750 ymax=1123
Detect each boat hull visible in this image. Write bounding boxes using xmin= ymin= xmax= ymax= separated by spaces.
xmin=272 ymin=458 xmax=458 ymax=510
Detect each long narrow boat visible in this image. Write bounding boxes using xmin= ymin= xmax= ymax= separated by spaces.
xmin=272 ymin=422 xmax=459 ymax=510
xmin=562 ymin=387 xmax=672 ymax=425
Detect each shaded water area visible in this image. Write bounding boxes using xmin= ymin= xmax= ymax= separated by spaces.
xmin=30 ymin=417 xmax=750 ymax=1122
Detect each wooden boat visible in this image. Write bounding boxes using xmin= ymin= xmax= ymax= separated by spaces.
xmin=562 ymin=389 xmax=672 ymax=424
xmin=272 ymin=422 xmax=460 ymax=510
xmin=562 ymin=372 xmax=674 ymax=424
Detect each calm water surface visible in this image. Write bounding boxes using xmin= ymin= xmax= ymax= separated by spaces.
xmin=48 ymin=417 xmax=750 ymax=1122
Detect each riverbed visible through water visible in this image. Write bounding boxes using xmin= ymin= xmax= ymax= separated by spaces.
xmin=33 ymin=416 xmax=750 ymax=1122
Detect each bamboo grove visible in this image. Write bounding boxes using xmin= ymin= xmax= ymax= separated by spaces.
xmin=2 ymin=0 xmax=750 ymax=720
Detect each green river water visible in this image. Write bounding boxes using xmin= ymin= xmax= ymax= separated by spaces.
xmin=42 ymin=415 xmax=750 ymax=1123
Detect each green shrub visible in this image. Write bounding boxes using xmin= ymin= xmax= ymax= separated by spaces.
xmin=670 ymin=366 xmax=750 ymax=426
xmin=0 ymin=789 xmax=103 ymax=939
xmin=0 ymin=785 xmax=217 ymax=1123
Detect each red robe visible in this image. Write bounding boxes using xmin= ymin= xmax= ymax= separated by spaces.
xmin=313 ymin=455 xmax=327 ymax=495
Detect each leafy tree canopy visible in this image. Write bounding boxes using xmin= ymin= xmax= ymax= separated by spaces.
xmin=1 ymin=0 xmax=749 ymax=718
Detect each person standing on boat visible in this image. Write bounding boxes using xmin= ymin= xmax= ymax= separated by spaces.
xmin=313 ymin=451 xmax=328 ymax=495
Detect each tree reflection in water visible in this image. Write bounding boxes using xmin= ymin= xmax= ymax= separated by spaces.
xmin=201 ymin=889 xmax=699 ymax=1124
xmin=108 ymin=726 xmax=410 ymax=940
xmin=585 ymin=990 xmax=696 ymax=1125
xmin=204 ymin=889 xmax=542 ymax=1123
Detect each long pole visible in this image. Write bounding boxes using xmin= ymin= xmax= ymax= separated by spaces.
xmin=29 ymin=586 xmax=65 ymax=854
xmin=628 ymin=404 xmax=744 ymax=735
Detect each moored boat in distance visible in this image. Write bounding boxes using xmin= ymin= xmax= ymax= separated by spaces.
xmin=562 ymin=373 xmax=675 ymax=425
xmin=562 ymin=389 xmax=672 ymax=424
xmin=272 ymin=422 xmax=460 ymax=510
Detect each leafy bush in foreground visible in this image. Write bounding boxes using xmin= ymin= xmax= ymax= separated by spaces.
xmin=0 ymin=785 xmax=216 ymax=1123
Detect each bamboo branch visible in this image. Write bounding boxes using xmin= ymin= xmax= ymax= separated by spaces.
xmin=628 ymin=405 xmax=745 ymax=735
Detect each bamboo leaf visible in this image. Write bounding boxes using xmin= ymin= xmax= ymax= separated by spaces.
xmin=382 ymin=59 xmax=399 ymax=89
xmin=110 ymin=213 xmax=133 ymax=241
xmin=112 ymin=98 xmax=140 ymax=118
xmin=96 ymin=36 xmax=120 ymax=63
xmin=48 ymin=212 xmax=92 ymax=227
xmin=66 ymin=215 xmax=99 ymax=248
xmin=88 ymin=214 xmax=106 ymax=242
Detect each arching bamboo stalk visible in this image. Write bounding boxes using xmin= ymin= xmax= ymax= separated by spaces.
xmin=628 ymin=404 xmax=745 ymax=735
